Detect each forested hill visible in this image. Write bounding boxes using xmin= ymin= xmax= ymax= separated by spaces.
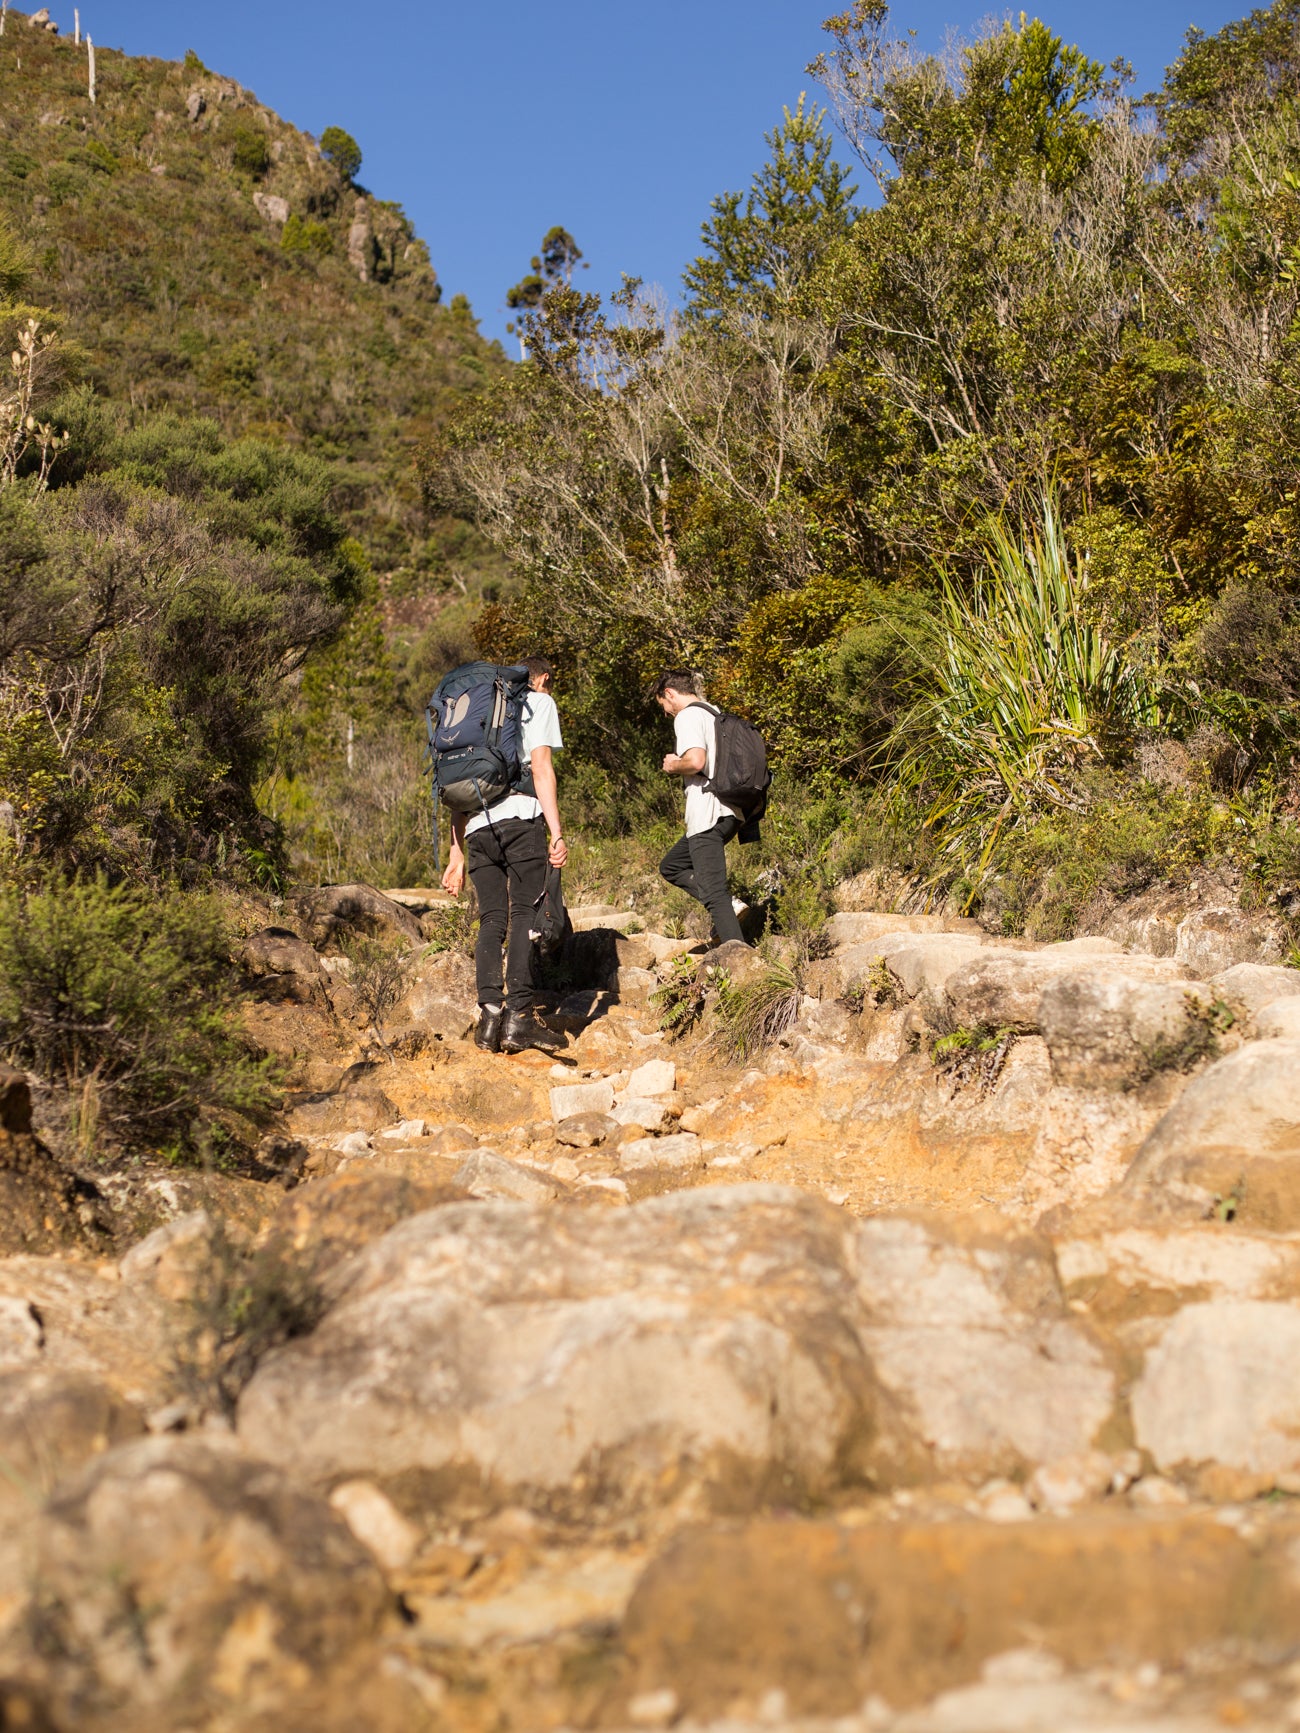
xmin=0 ymin=8 xmax=505 ymax=581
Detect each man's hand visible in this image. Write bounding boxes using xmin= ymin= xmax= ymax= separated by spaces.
xmin=441 ymin=854 xmax=465 ymax=897
xmin=662 ymin=752 xmax=679 ymax=773
xmin=548 ymin=836 xmax=568 ymax=868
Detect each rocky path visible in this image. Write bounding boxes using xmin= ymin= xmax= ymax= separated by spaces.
xmin=2 ymin=884 xmax=1300 ymax=1731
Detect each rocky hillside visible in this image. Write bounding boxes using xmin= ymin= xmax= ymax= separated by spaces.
xmin=0 ymin=6 xmax=506 ymax=588
xmin=3 ymin=880 xmax=1300 ymax=1731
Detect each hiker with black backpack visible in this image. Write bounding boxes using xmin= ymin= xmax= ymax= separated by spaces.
xmin=435 ymin=656 xmax=568 ymax=1055
xmin=654 ymin=670 xmax=770 ymax=949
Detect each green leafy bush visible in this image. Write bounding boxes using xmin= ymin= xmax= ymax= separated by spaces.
xmin=0 ymin=876 xmax=280 ymax=1155
xmin=281 ymin=214 xmax=334 ymax=256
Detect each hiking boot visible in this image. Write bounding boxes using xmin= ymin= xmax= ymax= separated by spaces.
xmin=500 ymin=1007 xmax=565 ymax=1054
xmin=474 ymin=1005 xmax=504 ymax=1052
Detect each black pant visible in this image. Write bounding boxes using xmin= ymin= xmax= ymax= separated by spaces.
xmin=467 ymin=816 xmax=547 ymax=1010
xmin=659 ymin=815 xmax=744 ymax=944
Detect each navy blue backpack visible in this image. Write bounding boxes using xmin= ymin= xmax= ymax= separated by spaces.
xmin=425 ymin=662 xmax=533 ymax=864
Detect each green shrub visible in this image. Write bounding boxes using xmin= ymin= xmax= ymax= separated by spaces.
xmin=281 ymin=213 xmax=333 ymax=256
xmin=230 ymin=122 xmax=270 ymax=180
xmin=0 ymin=876 xmax=281 ymax=1156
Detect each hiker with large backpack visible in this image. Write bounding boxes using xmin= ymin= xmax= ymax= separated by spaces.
xmin=654 ymin=670 xmax=770 ymax=949
xmin=435 ymin=656 xmax=568 ymax=1054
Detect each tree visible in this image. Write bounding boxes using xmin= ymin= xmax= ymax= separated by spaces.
xmin=684 ymin=95 xmax=856 ymax=316
xmin=505 ymin=226 xmax=587 ymax=349
xmin=319 ymin=125 xmax=362 ymax=183
xmin=813 ymin=5 xmax=1113 ymax=193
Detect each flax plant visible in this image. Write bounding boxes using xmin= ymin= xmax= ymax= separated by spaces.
xmin=892 ymin=497 xmax=1162 ymax=887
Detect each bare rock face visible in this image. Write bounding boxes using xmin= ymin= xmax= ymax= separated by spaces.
xmin=251 ymin=189 xmax=289 ymax=225
xmin=238 ymin=1187 xmax=888 ymax=1514
xmin=17 ymin=1437 xmax=390 ymax=1730
xmin=1123 ymin=1040 xmax=1300 ymax=1226
xmin=347 ymin=198 xmax=372 ymax=281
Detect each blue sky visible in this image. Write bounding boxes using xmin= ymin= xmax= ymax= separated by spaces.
xmin=84 ymin=0 xmax=1247 ymax=346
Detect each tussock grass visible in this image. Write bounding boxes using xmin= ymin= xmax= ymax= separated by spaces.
xmin=892 ymin=497 xmax=1164 ymax=892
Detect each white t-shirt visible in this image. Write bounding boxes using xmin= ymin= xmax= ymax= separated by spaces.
xmin=465 ymin=689 xmax=563 ymax=836
xmin=675 ymin=702 xmax=741 ymax=838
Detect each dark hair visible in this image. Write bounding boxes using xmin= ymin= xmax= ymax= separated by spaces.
xmin=654 ymin=669 xmax=699 ymax=699
xmin=523 ymin=656 xmax=555 ymax=687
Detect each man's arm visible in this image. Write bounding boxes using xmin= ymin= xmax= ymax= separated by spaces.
xmin=440 ymin=810 xmax=468 ymax=896
xmin=663 ymin=746 xmax=706 ymax=776
xmin=530 ymin=744 xmax=568 ymax=867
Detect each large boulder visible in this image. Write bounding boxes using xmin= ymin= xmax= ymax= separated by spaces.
xmin=0 ymin=1258 xmax=175 ymax=1409
xmin=260 ymin=1172 xmax=466 ymax=1285
xmin=1259 ymin=997 xmax=1300 ymax=1039
xmin=824 ymin=911 xmax=946 ymax=946
xmin=18 ymin=1437 xmax=391 ymax=1730
xmin=296 ymin=884 xmax=422 ymax=951
xmin=1174 ymin=905 xmax=1285 ymax=976
xmin=238 ymin=1190 xmax=1115 ymax=1514
xmin=877 ymin=934 xmax=988 ymax=1008
xmin=945 ymin=949 xmax=1186 ymax=1034
xmin=0 ymin=1368 xmax=144 ymax=1515
xmin=1038 ymin=973 xmax=1213 ymax=1088
xmin=1123 ymin=1040 xmax=1300 ymax=1226
xmin=284 ymin=1061 xmax=400 ymax=1138
xmin=1211 ymin=960 xmax=1300 ymax=1018
xmin=238 ymin=1187 xmax=884 ymax=1516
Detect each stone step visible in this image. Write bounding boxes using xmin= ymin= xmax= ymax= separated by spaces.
xmin=618 ymin=1512 xmax=1300 ymax=1724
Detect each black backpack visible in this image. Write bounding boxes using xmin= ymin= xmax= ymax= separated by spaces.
xmin=688 ymin=702 xmax=772 ymax=822
xmin=425 ymin=662 xmax=532 ymax=862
